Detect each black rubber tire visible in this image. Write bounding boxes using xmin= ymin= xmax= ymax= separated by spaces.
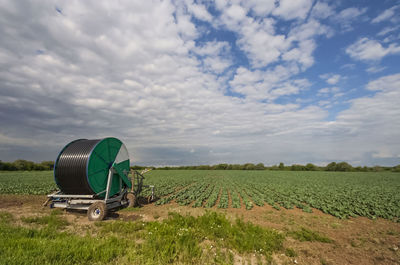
xmin=87 ymin=201 xmax=107 ymax=221
xmin=127 ymin=193 xmax=137 ymax=207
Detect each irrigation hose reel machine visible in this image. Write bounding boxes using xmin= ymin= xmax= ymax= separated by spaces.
xmin=45 ymin=137 xmax=155 ymax=221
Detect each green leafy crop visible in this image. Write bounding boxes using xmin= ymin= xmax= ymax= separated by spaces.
xmin=145 ymin=170 xmax=400 ymax=221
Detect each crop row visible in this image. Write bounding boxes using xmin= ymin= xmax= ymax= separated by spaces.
xmin=0 ymin=171 xmax=56 ymax=195
xmin=144 ymin=170 xmax=400 ymax=221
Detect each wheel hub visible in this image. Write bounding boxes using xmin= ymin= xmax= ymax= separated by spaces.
xmin=94 ymin=208 xmax=100 ymax=216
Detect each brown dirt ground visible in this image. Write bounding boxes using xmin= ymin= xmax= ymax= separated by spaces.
xmin=1 ymin=194 xmax=399 ymax=265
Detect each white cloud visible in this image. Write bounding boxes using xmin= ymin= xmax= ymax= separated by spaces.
xmin=371 ymin=5 xmax=400 ymax=23
xmin=318 ymin=87 xmax=330 ymax=94
xmin=229 ymin=66 xmax=308 ymax=101
xmin=218 ymin=10 xmax=330 ymax=69
xmin=311 ymin=2 xmax=334 ymax=19
xmin=193 ymin=41 xmax=230 ymax=57
xmin=382 ymin=34 xmax=400 ymax=43
xmin=318 ymin=100 xmax=331 ymax=108
xmin=366 ymin=73 xmax=400 ymax=91
xmin=320 ymin=73 xmax=341 ymax=85
xmin=212 ymin=1 xmax=332 ymax=71
xmin=185 ymin=0 xmax=213 ymax=22
xmin=272 ymin=0 xmax=313 ymax=20
xmin=336 ymin=7 xmax=367 ymax=20
xmin=226 ymin=4 xmax=247 ymax=21
xmin=333 ymin=7 xmax=367 ymax=31
xmin=237 ymin=28 xmax=287 ymax=67
xmin=318 ymin=86 xmax=339 ymax=94
xmin=377 ymin=26 xmax=400 ymax=37
xmin=281 ymin=40 xmax=315 ymax=69
xmin=288 ymin=19 xmax=332 ymax=40
xmin=0 ymin=0 xmax=332 ymax=165
xmin=193 ymin=41 xmax=232 ymax=73
xmin=332 ymin=73 xmax=400 ymax=161
xmin=0 ymin=133 xmax=42 ymax=147
xmin=340 ymin=63 xmax=355 ymax=70
xmin=203 ymin=56 xmax=231 ymax=74
xmin=284 ymin=19 xmax=332 ymax=69
xmin=0 ymin=0 xmax=398 ymax=166
xmin=366 ymin=66 xmax=386 ymax=73
xmin=241 ymin=0 xmax=275 ymax=16
xmin=346 ymin=38 xmax=400 ymax=61
xmin=372 ymin=148 xmax=398 ymax=159
xmin=270 ymin=79 xmax=310 ymax=98
xmin=326 ymin=75 xmax=340 ymax=85
xmin=218 ymin=10 xmax=290 ymax=68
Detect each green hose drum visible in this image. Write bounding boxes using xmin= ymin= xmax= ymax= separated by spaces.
xmin=54 ymin=137 xmax=130 ymax=198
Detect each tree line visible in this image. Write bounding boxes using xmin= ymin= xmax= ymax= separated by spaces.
xmin=138 ymin=162 xmax=400 ymax=172
xmin=1 ymin=160 xmax=399 ymax=172
xmin=0 ymin=160 xmax=55 ymax=171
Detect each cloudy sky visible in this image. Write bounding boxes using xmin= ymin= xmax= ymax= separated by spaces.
xmin=0 ymin=0 xmax=399 ymax=166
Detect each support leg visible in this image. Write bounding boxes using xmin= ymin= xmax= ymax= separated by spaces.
xmin=105 ymin=169 xmax=113 ymax=200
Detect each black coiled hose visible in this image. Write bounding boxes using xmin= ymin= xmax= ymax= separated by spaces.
xmin=54 ymin=139 xmax=101 ymax=194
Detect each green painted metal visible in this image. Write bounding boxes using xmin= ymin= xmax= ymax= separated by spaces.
xmin=113 ymin=162 xmax=132 ymax=189
xmin=87 ymin=137 xmax=130 ymax=197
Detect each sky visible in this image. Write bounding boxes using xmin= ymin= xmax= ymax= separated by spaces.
xmin=0 ymin=0 xmax=399 ymax=167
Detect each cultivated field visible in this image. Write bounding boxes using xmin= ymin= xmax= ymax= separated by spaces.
xmin=146 ymin=170 xmax=400 ymax=220
xmin=0 ymin=170 xmax=399 ymax=264
xmin=2 ymin=170 xmax=399 ymax=221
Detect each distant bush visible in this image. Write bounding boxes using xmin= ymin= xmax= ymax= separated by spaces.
xmin=393 ymin=165 xmax=400 ymax=172
xmin=154 ymin=162 xmax=399 ymax=172
xmin=0 ymin=160 xmax=54 ymax=171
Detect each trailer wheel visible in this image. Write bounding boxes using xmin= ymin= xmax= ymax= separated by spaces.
xmin=87 ymin=202 xmax=107 ymax=221
xmin=127 ymin=193 xmax=137 ymax=207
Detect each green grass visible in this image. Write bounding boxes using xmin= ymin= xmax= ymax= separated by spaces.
xmin=21 ymin=209 xmax=69 ymax=229
xmin=97 ymin=211 xmax=284 ymax=263
xmin=288 ymin=227 xmax=333 ymax=243
xmin=0 ymin=211 xmax=131 ymax=265
xmin=0 ymin=211 xmax=13 ymax=223
xmin=0 ymin=210 xmax=285 ymax=265
xmin=285 ymin=247 xmax=297 ymax=257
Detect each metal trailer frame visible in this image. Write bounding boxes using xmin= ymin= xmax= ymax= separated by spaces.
xmin=45 ymin=167 xmax=156 ymax=221
xmin=131 ymin=169 xmax=156 ymax=203
xmin=45 ymin=168 xmax=131 ymax=221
